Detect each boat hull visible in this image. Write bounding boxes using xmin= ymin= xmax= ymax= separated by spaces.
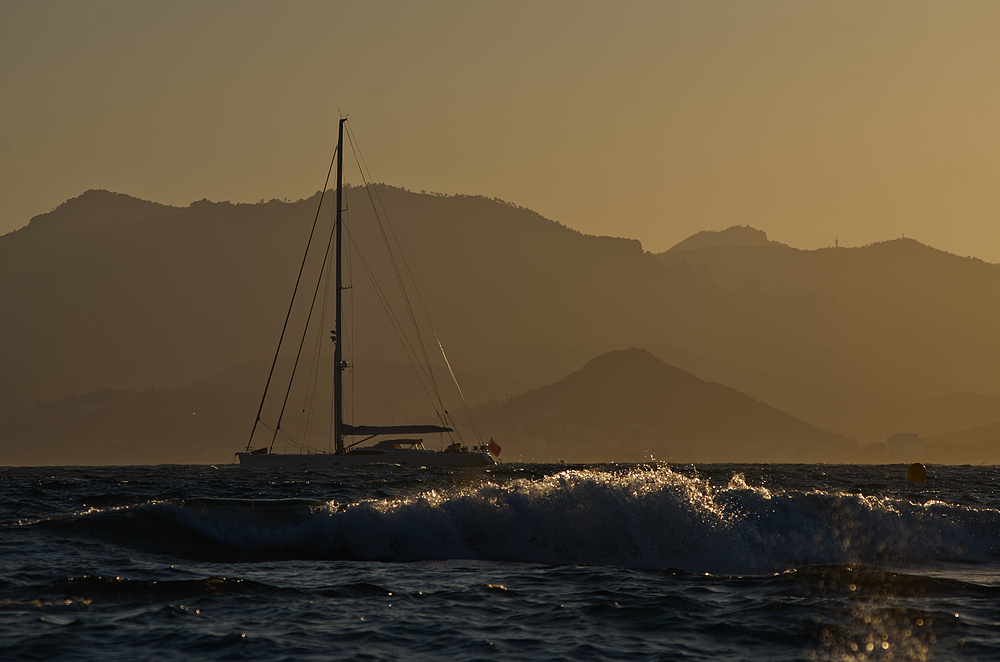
xmin=236 ymin=451 xmax=496 ymax=468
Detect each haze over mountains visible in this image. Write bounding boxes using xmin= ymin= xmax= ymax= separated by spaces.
xmin=654 ymin=228 xmax=1000 ymax=449
xmin=472 ymin=348 xmax=846 ymax=464
xmin=3 ymin=188 xmax=1000 ymax=464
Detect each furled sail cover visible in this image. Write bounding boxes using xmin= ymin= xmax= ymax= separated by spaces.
xmin=341 ymin=424 xmax=453 ymax=436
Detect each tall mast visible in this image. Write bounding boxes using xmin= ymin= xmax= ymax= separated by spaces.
xmin=333 ymin=118 xmax=346 ymax=454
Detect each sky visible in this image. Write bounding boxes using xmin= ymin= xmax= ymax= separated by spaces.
xmin=3 ymin=1 xmax=1000 ymax=259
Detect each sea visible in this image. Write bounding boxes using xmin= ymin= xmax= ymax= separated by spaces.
xmin=2 ymin=462 xmax=999 ymax=661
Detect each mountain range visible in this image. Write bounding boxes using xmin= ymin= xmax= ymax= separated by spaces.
xmin=3 ymin=187 xmax=1000 ymax=464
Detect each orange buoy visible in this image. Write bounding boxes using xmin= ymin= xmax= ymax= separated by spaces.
xmin=906 ymin=462 xmax=926 ymax=483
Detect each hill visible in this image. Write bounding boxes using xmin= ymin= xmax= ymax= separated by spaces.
xmin=0 ymin=355 xmax=535 ymax=466
xmin=5 ymin=193 xmax=1000 ymax=462
xmin=654 ymin=232 xmax=1000 ymax=443
xmin=3 ymin=348 xmax=847 ymax=466
xmin=472 ymin=348 xmax=847 ymax=463
xmin=0 ymin=187 xmax=713 ymax=399
xmin=666 ymin=225 xmax=787 ymax=252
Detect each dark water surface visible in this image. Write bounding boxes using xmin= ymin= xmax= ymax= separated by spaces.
xmin=2 ymin=463 xmax=999 ymax=660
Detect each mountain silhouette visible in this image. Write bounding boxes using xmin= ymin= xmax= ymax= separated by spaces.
xmin=2 ymin=348 xmax=845 ymax=466
xmin=666 ymin=225 xmax=787 ymax=252
xmin=0 ymin=187 xmax=714 ymax=397
xmin=654 ymin=233 xmax=1000 ymax=446
xmin=4 ymin=191 xmax=1000 ymax=463
xmin=473 ymin=348 xmax=845 ymax=463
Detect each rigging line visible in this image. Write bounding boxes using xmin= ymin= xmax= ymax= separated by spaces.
xmin=343 ymin=206 xmax=357 ymax=429
xmin=343 ymin=229 xmax=450 ymax=431
xmin=336 ymin=202 xmax=356 ymax=431
xmin=347 ymin=199 xmax=453 ymax=436
xmin=344 ymin=232 xmax=426 ymax=383
xmin=344 ymin=122 xmax=457 ymax=439
xmin=315 ymin=198 xmax=339 ymax=441
xmin=345 ymin=126 xmax=444 ymax=404
xmin=245 ymin=143 xmax=338 ymax=452
xmin=329 ymin=351 xmax=336 ymax=453
xmin=258 ymin=421 xmax=305 ymax=451
xmin=295 ymin=200 xmax=336 ymax=443
xmin=345 ymin=229 xmax=446 ymax=421
xmin=434 ymin=331 xmax=482 ymax=444
xmin=367 ymin=180 xmax=446 ymax=398
xmin=320 ymin=200 xmax=339 ymax=438
xmin=269 ymin=190 xmax=340 ymax=450
xmin=345 ymin=124 xmax=456 ymax=418
xmin=347 ymin=125 xmax=437 ymax=349
xmin=297 ymin=222 xmax=336 ymax=444
xmin=324 ymin=192 xmax=340 ymax=452
xmin=352 ymin=224 xmax=455 ymax=435
xmin=364 ymin=178 xmax=482 ymax=443
xmin=348 ymin=133 xmax=436 ymax=385
xmin=349 ymin=178 xmax=458 ymax=438
xmin=344 ymin=123 xmax=436 ymax=381
xmin=338 ymin=191 xmax=438 ymax=410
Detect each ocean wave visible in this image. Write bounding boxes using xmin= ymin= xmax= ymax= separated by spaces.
xmin=0 ymin=575 xmax=272 ymax=611
xmin=39 ymin=467 xmax=1000 ymax=573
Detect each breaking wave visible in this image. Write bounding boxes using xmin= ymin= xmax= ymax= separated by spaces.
xmin=37 ymin=467 xmax=1000 ymax=574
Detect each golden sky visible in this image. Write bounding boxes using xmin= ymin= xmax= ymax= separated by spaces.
xmin=2 ymin=1 xmax=1000 ymax=259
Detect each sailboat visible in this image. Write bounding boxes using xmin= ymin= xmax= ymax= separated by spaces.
xmin=237 ymin=118 xmax=498 ymax=468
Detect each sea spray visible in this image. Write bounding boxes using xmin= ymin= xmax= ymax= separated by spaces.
xmin=63 ymin=465 xmax=1000 ymax=573
xmin=6 ymin=463 xmax=1000 ymax=661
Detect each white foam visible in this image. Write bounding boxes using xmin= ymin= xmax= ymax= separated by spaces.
xmin=146 ymin=467 xmax=1000 ymax=574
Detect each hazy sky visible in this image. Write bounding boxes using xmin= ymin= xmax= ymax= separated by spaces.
xmin=3 ymin=1 xmax=1000 ymax=259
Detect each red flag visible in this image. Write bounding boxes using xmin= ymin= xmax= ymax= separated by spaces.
xmin=487 ymin=438 xmax=501 ymax=456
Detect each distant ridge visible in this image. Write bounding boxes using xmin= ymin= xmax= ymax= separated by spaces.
xmin=667 ymin=225 xmax=786 ymax=252
xmin=473 ymin=348 xmax=844 ymax=463
xmin=8 ymin=190 xmax=178 ymax=241
xmin=6 ymin=187 xmax=1000 ymax=463
xmin=0 ymin=184 xmax=703 ymax=397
